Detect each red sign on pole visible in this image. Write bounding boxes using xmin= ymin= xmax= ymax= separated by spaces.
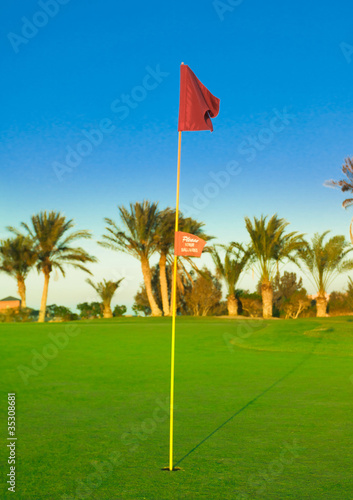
xmin=174 ymin=231 xmax=206 ymax=257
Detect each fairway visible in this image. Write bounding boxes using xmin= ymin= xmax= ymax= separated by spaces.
xmin=1 ymin=317 xmax=353 ymax=499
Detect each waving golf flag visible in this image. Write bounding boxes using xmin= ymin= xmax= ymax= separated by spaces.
xmin=174 ymin=231 xmax=206 ymax=257
xmin=165 ymin=64 xmax=220 ymax=472
xmin=178 ymin=64 xmax=220 ymax=132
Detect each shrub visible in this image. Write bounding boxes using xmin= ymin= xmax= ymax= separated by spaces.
xmin=113 ymin=305 xmax=127 ymax=317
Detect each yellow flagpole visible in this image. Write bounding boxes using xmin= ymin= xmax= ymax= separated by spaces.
xmin=169 ymin=130 xmax=182 ymax=471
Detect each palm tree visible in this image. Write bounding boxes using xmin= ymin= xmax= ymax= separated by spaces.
xmin=297 ymin=231 xmax=353 ymax=317
xmin=8 ymin=211 xmax=96 ymax=322
xmin=0 ymin=235 xmax=37 ymax=308
xmin=325 ymin=157 xmax=353 ymax=244
xmin=210 ymin=243 xmax=250 ymax=316
xmin=100 ymin=201 xmax=162 ymax=316
xmin=86 ymin=278 xmax=124 ymax=318
xmin=154 ymin=209 xmax=210 ymax=316
xmin=245 ymin=214 xmax=304 ymax=318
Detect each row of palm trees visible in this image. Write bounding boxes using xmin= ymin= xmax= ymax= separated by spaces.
xmin=3 ymin=154 xmax=353 ymax=323
xmin=1 ymin=205 xmax=353 ymax=321
xmin=1 ymin=212 xmax=96 ymax=322
xmin=100 ymin=202 xmax=210 ymax=316
xmin=1 ymin=157 xmax=352 ymax=321
xmin=212 ymin=156 xmax=353 ymax=319
xmin=211 ymin=219 xmax=353 ymax=318
xmin=0 ymin=205 xmax=210 ymax=322
xmin=102 ymin=204 xmax=350 ymax=320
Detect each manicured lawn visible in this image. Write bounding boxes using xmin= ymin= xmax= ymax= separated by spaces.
xmin=1 ymin=316 xmax=353 ymax=499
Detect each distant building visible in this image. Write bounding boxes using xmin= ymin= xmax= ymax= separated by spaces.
xmin=0 ymin=296 xmax=21 ymax=310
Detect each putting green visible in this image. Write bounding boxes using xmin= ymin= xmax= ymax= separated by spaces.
xmin=1 ymin=316 xmax=352 ymax=499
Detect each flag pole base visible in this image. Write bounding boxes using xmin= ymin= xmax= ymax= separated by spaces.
xmin=161 ymin=466 xmax=182 ymax=472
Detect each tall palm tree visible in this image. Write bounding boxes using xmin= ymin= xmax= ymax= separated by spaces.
xmin=297 ymin=231 xmax=353 ymax=317
xmin=0 ymin=235 xmax=37 ymax=308
xmin=100 ymin=201 xmax=162 ymax=316
xmin=325 ymin=157 xmax=353 ymax=244
xmin=154 ymin=209 xmax=210 ymax=316
xmin=210 ymin=243 xmax=250 ymax=316
xmin=245 ymin=214 xmax=304 ymax=318
xmin=86 ymin=278 xmax=124 ymax=318
xmin=8 ymin=211 xmax=96 ymax=322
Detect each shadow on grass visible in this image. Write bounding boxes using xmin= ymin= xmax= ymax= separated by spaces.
xmin=175 ymin=334 xmax=323 ymax=467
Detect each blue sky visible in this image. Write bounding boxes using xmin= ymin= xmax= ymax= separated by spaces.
xmin=1 ymin=0 xmax=353 ymax=310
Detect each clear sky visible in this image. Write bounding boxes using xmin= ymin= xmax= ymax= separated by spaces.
xmin=1 ymin=0 xmax=353 ymax=311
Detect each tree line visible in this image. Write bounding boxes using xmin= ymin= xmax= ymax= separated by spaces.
xmin=1 ymin=158 xmax=353 ymax=322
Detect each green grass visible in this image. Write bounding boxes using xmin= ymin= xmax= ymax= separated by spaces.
xmin=1 ymin=316 xmax=353 ymax=499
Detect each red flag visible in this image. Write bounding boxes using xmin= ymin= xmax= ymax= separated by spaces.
xmin=178 ymin=64 xmax=220 ymax=132
xmin=174 ymin=232 xmax=207 ymax=257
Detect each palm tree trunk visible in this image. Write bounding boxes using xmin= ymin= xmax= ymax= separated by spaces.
xmin=316 ymin=293 xmax=327 ymax=317
xmin=141 ymin=256 xmax=162 ymax=317
xmin=38 ymin=271 xmax=50 ymax=323
xmin=193 ymin=304 xmax=200 ymax=316
xmin=169 ymin=261 xmax=185 ymax=314
xmin=261 ymin=281 xmax=273 ymax=319
xmin=227 ymin=293 xmax=238 ymax=316
xmin=169 ymin=264 xmax=177 ymax=314
xmin=350 ymin=216 xmax=353 ymax=245
xmin=103 ymin=302 xmax=113 ymax=318
xmin=17 ymin=275 xmax=26 ymax=308
xmin=159 ymin=253 xmax=170 ymax=316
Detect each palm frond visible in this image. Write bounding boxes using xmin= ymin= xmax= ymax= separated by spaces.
xmin=210 ymin=242 xmax=250 ymax=294
xmin=100 ymin=201 xmax=160 ymax=260
xmin=325 ymin=157 xmax=353 ymax=208
xmin=86 ymin=278 xmax=124 ymax=303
